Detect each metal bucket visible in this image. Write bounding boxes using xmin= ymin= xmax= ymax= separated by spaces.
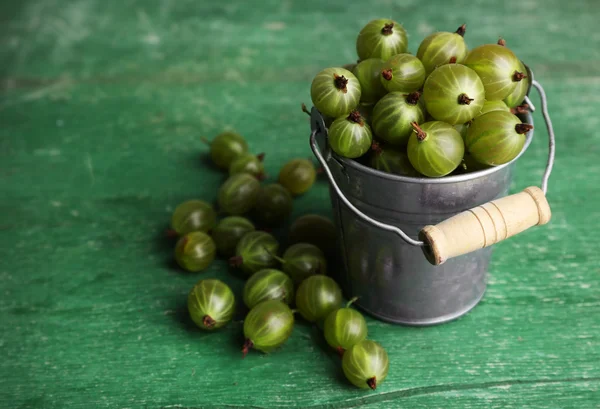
xmin=309 ymin=70 xmax=555 ymax=326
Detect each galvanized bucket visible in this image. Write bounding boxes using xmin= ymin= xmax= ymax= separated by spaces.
xmin=309 ymin=67 xmax=555 ymax=326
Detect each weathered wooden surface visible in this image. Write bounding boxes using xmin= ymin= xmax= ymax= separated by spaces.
xmin=1 ymin=0 xmax=599 ymax=408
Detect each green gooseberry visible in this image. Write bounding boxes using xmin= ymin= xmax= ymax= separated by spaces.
xmin=174 ymin=231 xmax=216 ymax=272
xmin=310 ymin=67 xmax=361 ymax=118
xmin=253 ymin=183 xmax=293 ymax=227
xmin=211 ymin=216 xmax=255 ymax=257
xmin=243 ymin=269 xmax=294 ymax=309
xmin=296 ymin=275 xmax=342 ymax=323
xmin=453 ymin=122 xmax=469 ymax=142
xmin=504 ymin=60 xmax=531 ymax=108
xmin=372 ymin=91 xmax=425 ymax=146
xmin=380 ymin=54 xmax=426 ymax=93
xmin=229 ymin=152 xmax=265 ymax=179
xmin=288 ymin=214 xmax=337 ymax=256
xmin=417 ymin=24 xmax=468 ymax=75
xmin=242 ymin=300 xmax=294 ymax=357
xmin=356 ymin=103 xmax=375 ymax=126
xmin=423 ymin=63 xmax=485 ymax=125
xmin=466 ymin=110 xmax=532 ymax=166
xmin=356 ymin=19 xmax=408 ymax=61
xmin=170 ymin=200 xmax=217 ymax=236
xmin=323 ymin=298 xmax=368 ymax=354
xmin=342 ymin=340 xmax=389 ymax=390
xmin=352 ymin=58 xmax=387 ymax=104
xmin=187 ymin=279 xmax=235 ymax=330
xmin=328 ymin=110 xmax=373 ymax=159
xmin=369 ymin=142 xmax=420 ymax=177
xmin=278 ymin=158 xmax=317 ymax=196
xmin=218 ymin=173 xmax=261 ymax=215
xmin=478 ymin=100 xmax=510 ymax=117
xmin=203 ymin=131 xmax=248 ymax=170
xmin=229 ymin=231 xmax=280 ymax=276
xmin=463 ymin=39 xmax=525 ymax=101
xmin=407 ymin=121 xmax=464 ymax=177
xmin=277 ymin=243 xmax=327 ymax=285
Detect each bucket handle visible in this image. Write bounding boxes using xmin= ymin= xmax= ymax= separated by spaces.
xmin=310 ymin=79 xmax=556 ymax=266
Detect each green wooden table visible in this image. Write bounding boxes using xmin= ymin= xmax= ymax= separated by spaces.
xmin=1 ymin=0 xmax=599 ymax=408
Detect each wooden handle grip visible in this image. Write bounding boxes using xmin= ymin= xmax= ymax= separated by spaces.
xmin=419 ymin=186 xmax=551 ymax=265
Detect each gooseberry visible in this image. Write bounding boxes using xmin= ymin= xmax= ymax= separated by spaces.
xmin=170 ymin=200 xmax=217 ymax=236
xmin=243 ymin=269 xmax=294 ymax=309
xmin=352 ymin=58 xmax=387 ymax=104
xmin=211 ymin=216 xmax=255 ymax=257
xmin=380 ymin=54 xmax=426 ymax=94
xmin=453 ymin=122 xmax=469 ymax=141
xmin=422 ymin=63 xmax=485 ymax=125
xmin=288 ymin=214 xmax=337 ymax=256
xmin=504 ymin=60 xmax=531 ymax=108
xmin=174 ymin=231 xmax=216 ymax=272
xmin=187 ymin=279 xmax=235 ymax=330
xmin=296 ymin=275 xmax=342 ymax=323
xmin=342 ymin=340 xmax=389 ymax=390
xmin=371 ymin=91 xmax=425 ymax=146
xmin=310 ymin=67 xmax=361 ymax=118
xmin=407 ymin=121 xmax=464 ymax=177
xmin=253 ymin=183 xmax=293 ymax=226
xmin=203 ymin=131 xmax=248 ymax=170
xmin=323 ymin=298 xmax=368 ymax=355
xmin=478 ymin=99 xmax=510 ymax=117
xmin=218 ymin=173 xmax=261 ymax=215
xmin=356 ymin=19 xmax=408 ymax=61
xmin=328 ymin=110 xmax=373 ymax=159
xmin=463 ymin=39 xmax=525 ymax=101
xmin=229 ymin=231 xmax=280 ymax=276
xmin=242 ymin=300 xmax=294 ymax=357
xmin=417 ymin=24 xmax=468 ymax=75
xmin=278 ymin=159 xmax=316 ymax=196
xmin=369 ymin=142 xmax=420 ymax=176
xmin=229 ymin=152 xmax=265 ymax=179
xmin=278 ymin=243 xmax=327 ymax=285
xmin=466 ymin=110 xmax=532 ymax=166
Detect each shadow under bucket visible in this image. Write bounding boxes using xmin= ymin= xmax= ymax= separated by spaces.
xmin=308 ymin=77 xmax=554 ymax=326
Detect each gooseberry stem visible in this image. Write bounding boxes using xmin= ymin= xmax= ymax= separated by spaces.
xmin=381 ymin=23 xmax=394 ymax=35
xmin=367 ymin=376 xmax=377 ymax=390
xmin=512 ymin=71 xmax=527 ymax=82
xmin=229 ymin=255 xmax=243 ymax=267
xmin=257 ymin=153 xmax=265 ymax=162
xmin=165 ymin=228 xmax=178 ymax=238
xmin=347 ymin=110 xmax=363 ymax=125
xmin=301 ymin=103 xmax=311 ymax=117
xmin=449 ymin=56 xmax=457 ymax=64
xmin=405 ymin=91 xmax=421 ymax=105
xmin=264 ymin=246 xmax=285 ymax=264
xmin=411 ymin=122 xmax=428 ymax=142
xmin=498 ymin=38 xmax=506 ymax=46
xmin=515 ymin=123 xmax=534 ymax=134
xmin=511 ymin=103 xmax=530 ymax=115
xmin=242 ymin=339 xmax=253 ymax=358
xmin=371 ymin=141 xmax=383 ymax=155
xmin=336 ymin=346 xmax=345 ymax=357
xmin=333 ymin=74 xmax=349 ymax=93
xmin=381 ymin=69 xmax=393 ymax=81
xmin=455 ymin=24 xmax=467 ymax=37
xmin=458 ymin=93 xmax=474 ymax=105
xmin=346 ymin=296 xmax=359 ymax=308
xmin=203 ymin=315 xmax=216 ymax=328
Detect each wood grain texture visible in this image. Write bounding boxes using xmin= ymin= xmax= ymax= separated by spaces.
xmin=1 ymin=0 xmax=599 ymax=408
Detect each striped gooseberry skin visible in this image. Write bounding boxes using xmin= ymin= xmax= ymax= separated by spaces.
xmin=504 ymin=60 xmax=531 ymax=108
xmin=356 ymin=19 xmax=408 ymax=61
xmin=229 ymin=152 xmax=265 ymax=179
xmin=453 ymin=123 xmax=469 ymax=142
xmin=208 ymin=131 xmax=248 ymax=170
xmin=243 ymin=269 xmax=294 ymax=309
xmin=352 ymin=58 xmax=387 ymax=104
xmin=417 ymin=25 xmax=468 ymax=75
xmin=324 ymin=305 xmax=368 ymax=353
xmin=242 ymin=300 xmax=294 ymax=356
xmin=218 ymin=173 xmax=261 ymax=215
xmin=281 ymin=243 xmax=327 ymax=285
xmin=310 ymin=67 xmax=361 ymax=118
xmin=466 ymin=110 xmax=531 ymax=166
xmin=380 ymin=54 xmax=426 ymax=93
xmin=253 ymin=183 xmax=293 ymax=227
xmin=463 ymin=43 xmax=523 ymax=101
xmin=407 ymin=121 xmax=465 ymax=177
xmin=342 ymin=340 xmax=389 ymax=390
xmin=328 ymin=111 xmax=373 ymax=158
xmin=288 ymin=214 xmax=336 ymax=256
xmin=478 ymin=100 xmax=510 ymax=117
xmin=295 ymin=275 xmax=342 ymax=323
xmin=423 ymin=64 xmax=485 ymax=125
xmin=369 ymin=144 xmax=420 ymax=177
xmin=187 ymin=279 xmax=235 ymax=330
xmin=211 ymin=216 xmax=255 ymax=258
xmin=230 ymin=231 xmax=280 ymax=276
xmin=174 ymin=231 xmax=216 ymax=272
xmin=278 ymin=159 xmax=316 ymax=196
xmin=372 ymin=91 xmax=425 ymax=146
xmin=171 ymin=200 xmax=217 ymax=235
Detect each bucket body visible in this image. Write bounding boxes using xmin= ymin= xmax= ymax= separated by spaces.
xmin=312 ymin=110 xmax=532 ymax=326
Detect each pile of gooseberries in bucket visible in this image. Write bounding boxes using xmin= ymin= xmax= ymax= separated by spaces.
xmin=309 ymin=20 xmax=533 ymax=177
xmin=169 ymin=123 xmax=386 ymax=387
